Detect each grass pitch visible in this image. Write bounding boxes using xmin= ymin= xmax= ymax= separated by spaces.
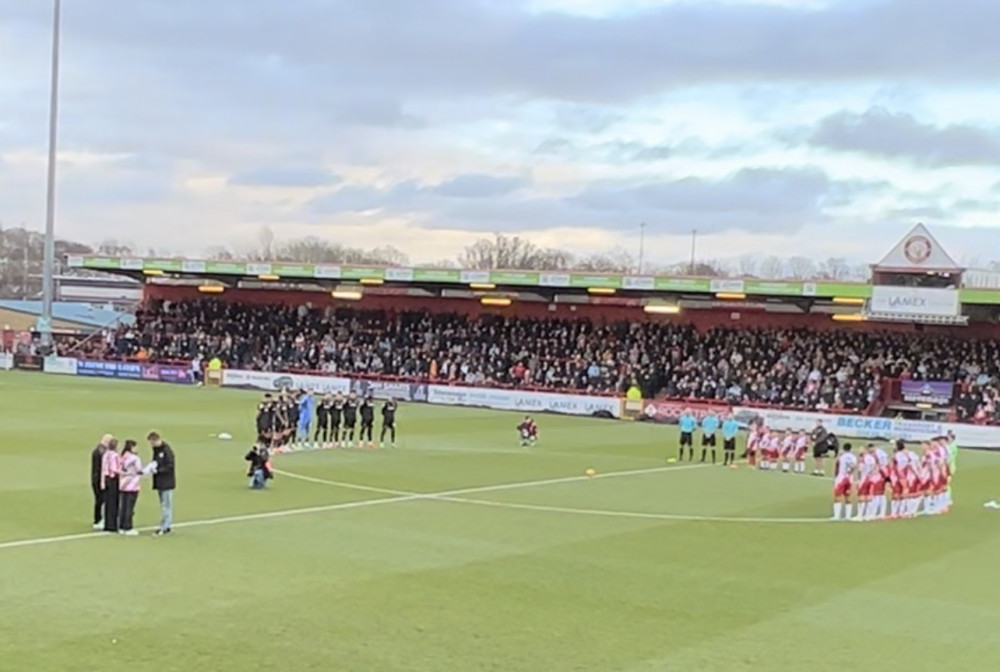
xmin=2 ymin=372 xmax=1000 ymax=672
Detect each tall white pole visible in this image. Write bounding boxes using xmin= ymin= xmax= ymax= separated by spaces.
xmin=638 ymin=222 xmax=646 ymax=274
xmin=689 ymin=229 xmax=697 ymax=274
xmin=40 ymin=0 xmax=62 ymax=345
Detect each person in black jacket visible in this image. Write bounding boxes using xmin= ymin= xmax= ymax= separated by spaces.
xmin=244 ymin=444 xmax=273 ymax=489
xmin=90 ymin=434 xmax=113 ymax=530
xmin=359 ymin=394 xmax=375 ymax=449
xmin=147 ymin=431 xmax=176 ymax=536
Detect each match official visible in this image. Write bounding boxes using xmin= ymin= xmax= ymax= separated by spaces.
xmin=722 ymin=414 xmax=739 ymax=466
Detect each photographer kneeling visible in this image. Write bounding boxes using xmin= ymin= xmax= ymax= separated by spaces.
xmin=245 ymin=444 xmax=273 ymax=490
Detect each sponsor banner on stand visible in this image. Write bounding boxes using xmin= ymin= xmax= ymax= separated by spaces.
xmin=221 ymin=369 xmax=351 ymax=395
xmin=0 ymin=353 xmax=13 ymax=370
xmin=641 ymin=399 xmax=730 ymax=423
xmin=43 ymin=356 xmax=78 ymax=375
xmin=900 ymin=380 xmax=954 ymax=405
xmin=350 ymin=379 xmax=428 ymax=403
xmin=734 ymin=406 xmax=1000 ymax=449
xmin=427 ymin=385 xmax=622 ymax=418
xmin=869 ymin=286 xmax=959 ymax=317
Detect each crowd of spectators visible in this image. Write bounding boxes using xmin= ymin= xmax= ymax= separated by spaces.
xmin=66 ymin=299 xmax=997 ymax=420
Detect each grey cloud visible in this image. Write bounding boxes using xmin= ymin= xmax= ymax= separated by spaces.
xmin=229 ymin=166 xmax=340 ymax=188
xmin=307 ymin=167 xmax=863 ymax=236
xmin=5 ymin=0 xmax=1000 ymax=108
xmin=430 ymin=174 xmax=531 ymax=198
xmin=802 ymin=108 xmax=1000 ymax=167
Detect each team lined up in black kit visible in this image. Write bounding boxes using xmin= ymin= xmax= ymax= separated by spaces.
xmin=255 ymin=390 xmax=398 ymax=451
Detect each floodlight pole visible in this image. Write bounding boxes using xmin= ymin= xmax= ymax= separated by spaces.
xmin=689 ymin=229 xmax=697 ymax=275
xmin=39 ymin=0 xmax=62 ymax=345
xmin=638 ymin=222 xmax=646 ymax=274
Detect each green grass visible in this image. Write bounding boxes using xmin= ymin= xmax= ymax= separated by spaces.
xmin=2 ymin=372 xmax=1000 ymax=672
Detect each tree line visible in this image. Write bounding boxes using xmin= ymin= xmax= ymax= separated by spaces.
xmin=0 ymin=223 xmax=885 ymax=300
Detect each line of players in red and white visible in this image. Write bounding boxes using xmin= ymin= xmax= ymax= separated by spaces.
xmin=831 ymin=437 xmax=952 ymax=522
xmin=746 ymin=427 xmax=812 ymax=473
xmin=746 ymin=423 xmax=953 ymax=521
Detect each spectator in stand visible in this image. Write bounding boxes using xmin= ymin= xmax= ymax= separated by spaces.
xmin=104 ymin=299 xmax=1000 ymax=419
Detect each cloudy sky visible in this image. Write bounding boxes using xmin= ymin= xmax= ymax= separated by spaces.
xmin=2 ymin=0 xmax=1000 ymax=267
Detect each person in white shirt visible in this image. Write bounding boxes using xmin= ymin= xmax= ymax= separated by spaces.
xmin=832 ymin=443 xmax=858 ymax=521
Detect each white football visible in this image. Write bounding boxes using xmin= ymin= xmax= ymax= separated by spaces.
xmin=218 ymin=432 xmax=233 ymax=440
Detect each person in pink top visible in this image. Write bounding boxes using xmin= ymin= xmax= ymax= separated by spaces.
xmin=118 ymin=440 xmax=143 ymax=536
xmin=101 ymin=438 xmax=122 ymax=533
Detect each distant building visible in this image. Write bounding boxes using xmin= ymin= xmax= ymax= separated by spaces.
xmin=0 ymin=300 xmax=135 ymax=333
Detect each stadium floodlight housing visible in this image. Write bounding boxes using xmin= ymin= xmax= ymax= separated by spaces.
xmin=832 ymin=297 xmax=865 ymax=305
xmin=143 ymin=269 xmax=164 ymax=276
xmin=470 ymin=283 xmax=496 ymax=290
xmin=360 ymin=278 xmax=384 ymax=286
xmin=587 ymin=287 xmax=616 ymax=295
xmin=643 ymin=304 xmax=681 ymax=315
xmin=332 ymin=290 xmax=363 ymax=301
xmin=258 ymin=274 xmax=280 ymax=281
xmin=715 ymin=292 xmax=746 ymax=300
xmin=197 ymin=285 xmax=225 ymax=294
xmin=481 ymin=297 xmax=512 ymax=307
xmin=831 ymin=313 xmax=866 ymax=322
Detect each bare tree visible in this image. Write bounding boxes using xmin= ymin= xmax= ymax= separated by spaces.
xmin=786 ymin=256 xmax=816 ymax=279
xmin=819 ymin=257 xmax=850 ymax=280
xmin=737 ymin=255 xmax=759 ymax=277
xmin=759 ymin=256 xmax=785 ymax=280
xmin=252 ymin=226 xmax=275 ymax=261
xmin=574 ymin=247 xmax=635 ymax=273
xmin=97 ymin=240 xmax=135 ymax=256
xmin=459 ymin=234 xmax=571 ymax=270
xmin=205 ymin=245 xmax=237 ymax=260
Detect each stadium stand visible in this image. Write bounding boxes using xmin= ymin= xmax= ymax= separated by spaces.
xmin=69 ymin=299 xmax=1000 ymax=420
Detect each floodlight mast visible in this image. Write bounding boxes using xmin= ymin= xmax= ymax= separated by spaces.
xmin=39 ymin=0 xmax=62 ymax=346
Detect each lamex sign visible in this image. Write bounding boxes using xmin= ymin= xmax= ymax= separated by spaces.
xmin=869 ymin=287 xmax=959 ymax=317
xmin=427 ymin=385 xmax=622 ymax=418
xmin=221 ymin=369 xmax=351 ymax=395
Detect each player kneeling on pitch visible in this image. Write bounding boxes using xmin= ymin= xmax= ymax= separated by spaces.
xmin=518 ymin=416 xmax=538 ymax=447
xmin=245 ymin=445 xmax=273 ymax=490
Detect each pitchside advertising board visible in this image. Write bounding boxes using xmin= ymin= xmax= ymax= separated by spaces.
xmin=221 ymin=369 xmax=352 ymax=396
xmin=221 ymin=369 xmax=622 ymax=417
xmin=74 ymin=359 xmax=195 ymax=385
xmin=642 ymin=399 xmax=1000 ymax=448
xmin=427 ymin=384 xmax=623 ymax=418
xmin=0 ymin=353 xmax=12 ymax=370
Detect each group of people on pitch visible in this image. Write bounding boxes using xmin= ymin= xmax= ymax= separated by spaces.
xmin=831 ymin=435 xmax=956 ymax=522
xmin=89 ymin=431 xmax=176 ymax=535
xmin=254 ymin=389 xmax=399 ymax=452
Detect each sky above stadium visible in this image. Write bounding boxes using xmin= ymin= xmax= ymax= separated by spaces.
xmin=2 ymin=0 xmax=1000 ymax=267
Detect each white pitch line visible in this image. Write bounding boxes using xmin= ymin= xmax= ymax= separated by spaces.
xmin=440 ymin=496 xmax=829 ymax=524
xmin=274 ymin=462 xmax=708 ymax=498
xmin=279 ymin=464 xmax=830 ymax=525
xmin=0 ymin=464 xmax=705 ymax=552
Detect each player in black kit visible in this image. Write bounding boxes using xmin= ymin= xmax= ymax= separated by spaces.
xmin=314 ymin=395 xmax=332 ymax=447
xmin=256 ymin=395 xmax=274 ymax=445
xmin=359 ymin=394 xmax=375 ymax=449
xmin=380 ymin=398 xmax=398 ymax=447
xmin=330 ymin=394 xmax=344 ymax=447
xmin=342 ymin=393 xmax=358 ymax=447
